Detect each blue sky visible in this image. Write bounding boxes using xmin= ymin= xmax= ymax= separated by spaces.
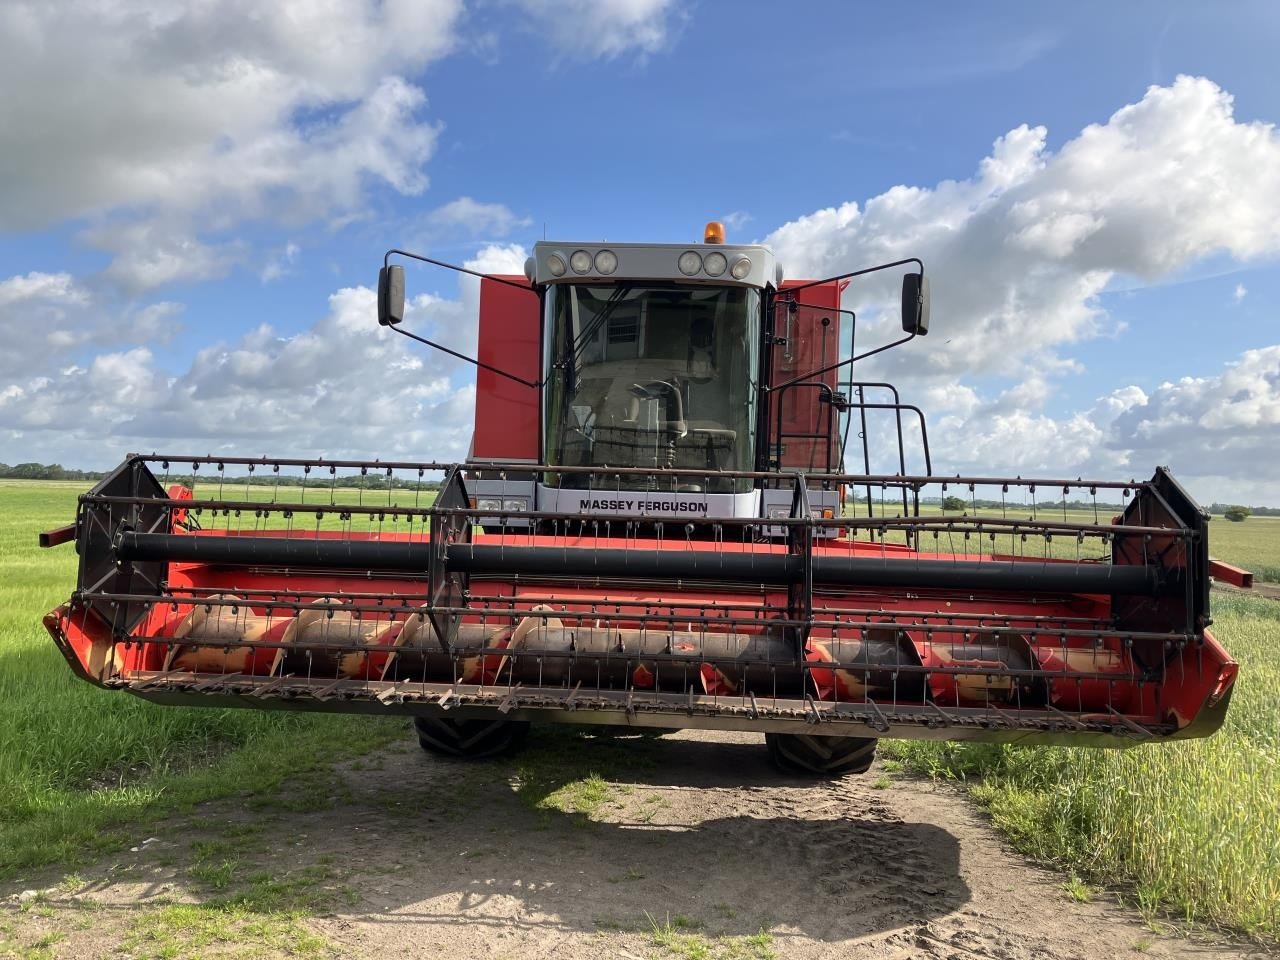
xmin=1 ymin=0 xmax=1278 ymax=503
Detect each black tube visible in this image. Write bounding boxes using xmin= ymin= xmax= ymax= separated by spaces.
xmin=118 ymin=533 xmax=1163 ymax=596
xmin=118 ymin=532 xmax=435 ymax=571
xmin=447 ymin=545 xmax=1163 ymax=595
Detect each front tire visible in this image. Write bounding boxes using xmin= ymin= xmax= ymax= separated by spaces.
xmin=413 ymin=716 xmax=530 ymax=760
xmin=765 ymin=732 xmax=876 ymax=776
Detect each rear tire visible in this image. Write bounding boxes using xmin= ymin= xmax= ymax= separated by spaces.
xmin=413 ymin=716 xmax=530 ymax=760
xmin=765 ymin=732 xmax=876 ymax=776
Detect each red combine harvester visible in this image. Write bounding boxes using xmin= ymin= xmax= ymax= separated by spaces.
xmin=43 ymin=223 xmax=1238 ymax=774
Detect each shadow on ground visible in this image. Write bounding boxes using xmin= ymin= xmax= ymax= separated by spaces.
xmin=47 ymin=725 xmax=968 ymax=951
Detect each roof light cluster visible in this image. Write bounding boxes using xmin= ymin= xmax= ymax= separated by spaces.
xmin=677 ymin=249 xmax=752 ymax=280
xmin=546 ymin=248 xmax=618 ymax=278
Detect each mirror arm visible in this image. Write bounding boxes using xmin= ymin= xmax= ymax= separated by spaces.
xmin=768 ymin=331 xmax=915 ymax=395
xmin=379 ymin=246 xmax=541 ymax=389
xmin=768 ymin=256 xmax=926 ymax=393
xmin=383 ymin=248 xmax=537 ymax=295
xmin=780 ymin=257 xmax=924 ymax=296
xmin=389 ymin=326 xmax=542 ymax=390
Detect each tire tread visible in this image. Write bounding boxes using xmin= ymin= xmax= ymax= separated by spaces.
xmin=413 ymin=716 xmax=529 ymax=760
xmin=765 ymin=732 xmax=876 ymax=776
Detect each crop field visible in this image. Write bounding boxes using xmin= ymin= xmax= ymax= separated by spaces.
xmin=0 ymin=481 xmax=404 ymax=879
xmin=882 ymin=592 xmax=1280 ymax=940
xmin=1 ymin=478 xmax=1278 ymax=944
xmin=851 ymin=495 xmax=1280 ymax=570
xmin=866 ymin=504 xmax=1280 ymax=940
xmin=851 ymin=496 xmax=1280 ymax=939
xmin=1202 ymin=514 xmax=1280 ymax=582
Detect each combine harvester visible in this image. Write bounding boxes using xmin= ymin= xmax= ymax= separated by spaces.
xmin=43 ymin=223 xmax=1239 ymax=774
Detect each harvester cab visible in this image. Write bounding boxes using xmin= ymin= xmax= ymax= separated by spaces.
xmin=380 ymin=222 xmax=930 ymax=536
xmin=42 ymin=222 xmax=1237 ymax=776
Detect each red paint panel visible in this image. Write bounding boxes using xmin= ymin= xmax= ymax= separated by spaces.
xmin=1209 ymin=558 xmax=1253 ymax=588
xmin=773 ymin=280 xmax=843 ymax=470
xmin=472 ymin=275 xmax=541 ymax=461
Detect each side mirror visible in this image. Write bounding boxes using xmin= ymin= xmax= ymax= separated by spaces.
xmin=901 ymin=272 xmax=929 ymax=336
xmin=378 ymin=264 xmax=405 ymax=326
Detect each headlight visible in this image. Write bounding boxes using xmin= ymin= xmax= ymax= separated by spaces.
xmin=546 ymin=252 xmax=567 ymax=277
xmin=594 ymin=249 xmax=618 ymax=275
xmin=678 ymin=250 xmax=702 ymax=276
xmin=570 ymin=250 xmax=593 ymax=274
xmin=730 ymin=256 xmax=752 ymax=280
xmin=476 ymin=497 xmax=503 ymax=511
xmin=768 ymin=507 xmax=790 ymax=520
xmin=501 ymin=498 xmax=528 ymax=512
xmin=703 ymin=251 xmax=727 ymax=277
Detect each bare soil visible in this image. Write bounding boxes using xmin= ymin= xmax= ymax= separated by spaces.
xmin=2 ymin=728 xmax=1271 ymax=960
xmin=1214 ymin=580 xmax=1280 ymax=602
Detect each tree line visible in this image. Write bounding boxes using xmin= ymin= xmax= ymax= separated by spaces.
xmin=0 ymin=462 xmax=441 ymax=490
xmin=0 ymin=462 xmax=106 ymax=481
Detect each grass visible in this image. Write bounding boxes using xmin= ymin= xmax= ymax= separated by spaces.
xmin=883 ymin=592 xmax=1280 ymax=942
xmin=120 ymin=901 xmax=334 ymax=959
xmin=512 ymin=727 xmax=661 ymax=825
xmin=1062 ymin=875 xmax=1094 ymax=903
xmin=0 ymin=481 xmax=403 ymax=881
xmin=646 ymin=913 xmax=777 ymax=960
xmin=855 ymin=491 xmax=1280 ymax=941
xmin=857 ymin=491 xmax=1280 ymax=941
xmin=847 ymin=498 xmax=1280 ymax=577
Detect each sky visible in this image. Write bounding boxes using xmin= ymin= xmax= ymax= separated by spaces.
xmin=1 ymin=0 xmax=1279 ymax=504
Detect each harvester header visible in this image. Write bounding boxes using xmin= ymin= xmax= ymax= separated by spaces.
xmin=41 ymin=225 xmax=1237 ymax=774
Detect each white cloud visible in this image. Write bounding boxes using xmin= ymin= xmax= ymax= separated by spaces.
xmin=86 ymin=222 xmax=244 ymax=293
xmin=0 ymin=287 xmax=460 ymax=463
xmin=0 ymin=272 xmax=95 ymax=378
xmin=0 ymin=1 xmax=690 ymax=294
xmin=0 ymin=271 xmax=88 ymax=309
xmin=891 ymin=345 xmax=1280 ymax=505
xmin=505 ymin=0 xmax=682 ymax=60
xmin=1234 ymin=282 xmax=1248 ymax=302
xmin=426 ymin=197 xmax=531 ymax=238
xmin=763 ymin=76 xmax=1280 ymax=502
xmin=1108 ymin=346 xmax=1280 ymax=472
xmin=464 ymin=244 xmax=530 ymax=275
xmin=260 ymin=243 xmax=302 ymax=284
xmin=766 ymin=76 xmax=1280 ymax=385
xmin=0 ymin=247 xmax=531 ymax=467
xmin=0 ymin=2 xmax=461 ymax=290
xmin=721 ymin=211 xmax=753 ymax=233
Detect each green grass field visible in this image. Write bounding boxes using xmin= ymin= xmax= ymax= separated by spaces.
xmin=0 ymin=480 xmax=403 ymax=879
xmin=1205 ymin=514 xmax=1280 ymax=583
xmin=850 ymin=497 xmax=1280 ymax=573
xmin=1 ymin=479 xmax=1278 ymax=941
xmin=858 ymin=496 xmax=1280 ymax=940
xmin=881 ymin=592 xmax=1280 ymax=940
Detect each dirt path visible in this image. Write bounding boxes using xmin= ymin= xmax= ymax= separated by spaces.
xmin=1214 ymin=580 xmax=1280 ymax=602
xmin=2 ymin=728 xmax=1269 ymax=960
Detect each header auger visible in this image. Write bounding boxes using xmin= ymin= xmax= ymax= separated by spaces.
xmin=43 ymin=222 xmax=1238 ymax=775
